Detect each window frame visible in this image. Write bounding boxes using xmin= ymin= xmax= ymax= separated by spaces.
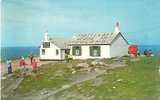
xmin=72 ymin=46 xmax=81 ymax=56
xmin=56 ymin=49 xmax=59 ymax=55
xmin=43 ymin=42 xmax=50 ymax=48
xmin=90 ymin=46 xmax=101 ymax=57
xmin=42 ymin=49 xmax=45 ymax=55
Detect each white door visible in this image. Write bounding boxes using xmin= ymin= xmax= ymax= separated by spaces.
xmin=61 ymin=50 xmax=65 ymax=59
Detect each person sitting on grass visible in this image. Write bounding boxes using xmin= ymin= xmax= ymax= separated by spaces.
xmin=31 ymin=59 xmax=37 ymax=73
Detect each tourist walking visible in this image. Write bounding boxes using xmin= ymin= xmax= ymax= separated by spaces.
xmin=6 ymin=59 xmax=12 ymax=74
xmin=19 ymin=56 xmax=27 ymax=75
xmin=31 ymin=59 xmax=37 ymax=72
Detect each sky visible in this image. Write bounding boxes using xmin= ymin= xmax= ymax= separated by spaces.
xmin=1 ymin=0 xmax=160 ymax=47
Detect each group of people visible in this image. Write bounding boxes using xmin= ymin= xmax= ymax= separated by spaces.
xmin=6 ymin=53 xmax=38 ymax=75
xmin=144 ymin=49 xmax=153 ymax=57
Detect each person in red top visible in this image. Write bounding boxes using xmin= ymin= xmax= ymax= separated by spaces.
xmin=19 ymin=56 xmax=27 ymax=75
xmin=31 ymin=59 xmax=37 ymax=72
xmin=19 ymin=57 xmax=26 ymax=67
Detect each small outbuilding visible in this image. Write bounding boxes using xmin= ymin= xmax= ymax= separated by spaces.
xmin=39 ymin=31 xmax=69 ymax=60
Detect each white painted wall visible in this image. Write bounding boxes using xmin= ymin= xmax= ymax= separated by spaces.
xmin=40 ymin=42 xmax=62 ymax=60
xmin=110 ymin=34 xmax=128 ymax=57
xmin=70 ymin=45 xmax=110 ymax=59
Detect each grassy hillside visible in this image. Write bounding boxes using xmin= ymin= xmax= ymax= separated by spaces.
xmin=3 ymin=56 xmax=160 ymax=100
xmin=54 ymin=57 xmax=160 ymax=100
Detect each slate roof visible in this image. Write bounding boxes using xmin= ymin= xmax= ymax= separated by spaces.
xmin=48 ymin=32 xmax=128 ymax=48
xmin=69 ymin=32 xmax=120 ymax=45
xmin=49 ymin=38 xmax=69 ymax=49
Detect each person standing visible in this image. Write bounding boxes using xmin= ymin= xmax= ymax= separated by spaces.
xmin=6 ymin=59 xmax=12 ymax=74
xmin=31 ymin=59 xmax=37 ymax=72
xmin=148 ymin=49 xmax=153 ymax=56
xmin=29 ymin=53 xmax=34 ymax=64
xmin=19 ymin=56 xmax=27 ymax=75
xmin=65 ymin=53 xmax=69 ymax=63
xmin=144 ymin=49 xmax=148 ymax=56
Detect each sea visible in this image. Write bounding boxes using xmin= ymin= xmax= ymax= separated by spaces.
xmin=0 ymin=45 xmax=160 ymax=61
xmin=0 ymin=46 xmax=39 ymax=61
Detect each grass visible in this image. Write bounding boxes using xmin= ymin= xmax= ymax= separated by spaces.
xmin=55 ymin=56 xmax=160 ymax=100
xmin=12 ymin=56 xmax=160 ymax=100
xmin=15 ymin=62 xmax=73 ymax=94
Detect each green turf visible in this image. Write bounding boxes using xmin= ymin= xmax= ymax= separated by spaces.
xmin=14 ymin=56 xmax=160 ymax=100
xmin=15 ymin=62 xmax=73 ymax=94
xmin=55 ymin=56 xmax=160 ymax=100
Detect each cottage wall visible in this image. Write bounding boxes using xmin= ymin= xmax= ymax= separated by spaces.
xmin=40 ymin=42 xmax=62 ymax=60
xmin=70 ymin=45 xmax=110 ymax=59
xmin=110 ymin=34 xmax=128 ymax=57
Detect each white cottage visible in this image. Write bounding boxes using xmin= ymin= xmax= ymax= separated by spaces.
xmin=68 ymin=22 xmax=129 ymax=59
xmin=40 ymin=22 xmax=129 ymax=60
xmin=39 ymin=31 xmax=69 ymax=60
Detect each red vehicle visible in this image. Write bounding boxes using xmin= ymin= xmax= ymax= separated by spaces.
xmin=128 ymin=45 xmax=138 ymax=56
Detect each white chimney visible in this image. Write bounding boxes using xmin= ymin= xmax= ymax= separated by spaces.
xmin=44 ymin=31 xmax=49 ymax=42
xmin=114 ymin=22 xmax=120 ymax=34
xmin=72 ymin=35 xmax=77 ymax=40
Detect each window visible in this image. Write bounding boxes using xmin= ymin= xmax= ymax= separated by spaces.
xmin=93 ymin=49 xmax=98 ymax=56
xmin=42 ymin=49 xmax=45 ymax=55
xmin=56 ymin=49 xmax=59 ymax=55
xmin=90 ymin=46 xmax=101 ymax=57
xmin=75 ymin=49 xmax=80 ymax=55
xmin=72 ymin=46 xmax=81 ymax=56
xmin=43 ymin=42 xmax=50 ymax=48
